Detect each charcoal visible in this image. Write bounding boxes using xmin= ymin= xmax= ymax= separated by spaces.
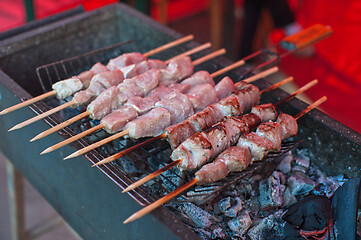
xmin=313 ymin=174 xmax=341 ymax=197
xmin=276 ymin=151 xmax=293 ymax=174
xmin=287 ymin=171 xmax=316 ymax=195
xmin=218 ymin=197 xmax=243 ymax=218
xmin=180 ymin=202 xmax=215 ymax=228
xmin=211 ymin=227 xmax=226 ymax=239
xmin=247 ymin=210 xmax=302 ymax=240
xmin=227 ymin=211 xmax=252 ymax=236
xmin=294 ymin=154 xmax=310 ymax=169
xmin=259 ymin=171 xmax=286 ymax=210
xmin=282 ymin=187 xmax=297 ymax=207
xmin=283 ymin=195 xmax=331 ymax=232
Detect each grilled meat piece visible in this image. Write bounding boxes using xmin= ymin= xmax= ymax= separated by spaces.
xmin=159 ymin=56 xmax=194 ymax=86
xmin=215 ymin=76 xmax=236 ymax=100
xmin=125 ymin=107 xmax=171 ymax=139
xmin=237 ymin=132 xmax=275 ymax=162
xmin=186 ymin=83 xmax=219 ymax=112
xmin=106 ymin=52 xmax=146 ymax=70
xmin=234 ymin=85 xmax=260 ymax=112
xmin=102 ymin=106 xmax=138 ymax=134
xmin=256 ymin=122 xmax=283 ymax=151
xmin=155 ymin=92 xmax=194 ymax=124
xmin=180 ymin=70 xmax=215 ymax=86
xmin=277 ymin=112 xmax=298 ymax=139
xmin=52 ymin=62 xmax=108 ymax=99
xmin=251 ymin=103 xmax=277 ymax=122
xmin=124 ymin=95 xmax=160 ymax=115
xmin=125 ymin=59 xmax=167 ymax=78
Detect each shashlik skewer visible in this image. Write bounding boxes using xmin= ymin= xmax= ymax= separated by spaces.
xmin=122 ymin=79 xmax=317 ymax=192
xmin=41 ymin=63 xmax=275 ymax=155
xmin=0 ymin=35 xmax=194 ymax=115
xmin=9 ymin=44 xmax=214 ymax=132
xmin=29 ymin=43 xmax=212 ymax=141
xmin=88 ymin=70 xmax=284 ymax=166
xmin=62 ymin=67 xmax=280 ymax=160
xmin=123 ymin=96 xmax=327 ymax=224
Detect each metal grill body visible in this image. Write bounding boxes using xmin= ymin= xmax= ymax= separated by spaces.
xmin=0 ymin=3 xmax=361 ymax=240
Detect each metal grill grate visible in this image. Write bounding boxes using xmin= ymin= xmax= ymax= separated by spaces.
xmin=30 ymin=40 xmax=299 ymax=207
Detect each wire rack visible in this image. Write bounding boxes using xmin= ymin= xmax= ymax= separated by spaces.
xmin=30 ymin=40 xmax=298 ymax=206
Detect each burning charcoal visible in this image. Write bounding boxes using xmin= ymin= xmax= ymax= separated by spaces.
xmin=282 ymin=187 xmax=297 ymax=207
xmin=180 ymin=202 xmax=215 ymax=228
xmin=259 ymin=171 xmax=286 ymax=210
xmin=218 ymin=197 xmax=243 ymax=218
xmin=247 ymin=210 xmax=303 ymax=240
xmin=283 ymin=195 xmax=332 ymax=238
xmin=287 ymin=171 xmax=316 ymax=195
xmin=294 ymin=154 xmax=310 ymax=169
xmin=227 ymin=211 xmax=252 ymax=236
xmin=276 ymin=151 xmax=293 ymax=174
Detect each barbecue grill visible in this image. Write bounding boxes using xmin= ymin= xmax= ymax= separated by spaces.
xmin=1 ymin=3 xmax=360 ymax=239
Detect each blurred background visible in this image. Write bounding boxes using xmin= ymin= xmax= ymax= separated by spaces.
xmin=0 ymin=0 xmax=360 ymax=239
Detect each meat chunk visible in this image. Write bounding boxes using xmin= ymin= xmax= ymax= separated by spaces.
xmin=195 ymin=160 xmax=229 ymax=185
xmin=159 ymin=56 xmax=194 ymax=86
xmin=90 ymin=62 xmax=109 ymax=75
xmin=133 ymin=69 xmax=161 ymax=95
xmin=237 ymin=133 xmax=274 ymax=162
xmin=125 ymin=59 xmax=167 ymax=78
xmin=215 ymin=76 xmax=236 ymax=100
xmin=125 ymin=107 xmax=171 ymax=139
xmin=155 ymin=92 xmax=194 ymax=124
xmin=72 ymin=69 xmax=124 ymax=106
xmin=251 ymin=103 xmax=277 ymax=122
xmin=186 ymin=83 xmax=219 ymax=112
xmin=166 ymin=120 xmax=197 ymax=150
xmin=168 ymin=83 xmax=191 ymax=93
xmin=87 ymin=86 xmax=120 ymax=119
xmin=276 ymin=112 xmax=298 ymax=139
xmin=106 ymin=52 xmax=146 ymax=70
xmin=213 ymin=95 xmax=243 ymax=118
xmin=218 ymin=146 xmax=252 ymax=172
xmin=147 ymin=85 xmax=174 ymax=99
xmin=256 ymin=122 xmax=283 ymax=151
xmin=172 ymin=132 xmax=213 ymax=170
xmin=180 ymin=71 xmax=215 ymax=86
xmin=102 ymin=106 xmax=138 ymax=134
xmin=124 ymin=95 xmax=159 ymax=114
xmin=53 ymin=77 xmax=83 ymax=100
xmin=188 ymin=107 xmax=217 ymax=131
xmin=202 ymin=123 xmax=229 ymax=157
xmin=234 ymin=85 xmax=260 ymax=112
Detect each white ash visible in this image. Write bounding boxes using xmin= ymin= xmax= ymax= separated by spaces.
xmin=287 ymin=171 xmax=316 ymax=195
xmin=276 ymin=151 xmax=293 ymax=174
xmin=227 ymin=211 xmax=252 ymax=236
xmin=259 ymin=171 xmax=286 ymax=210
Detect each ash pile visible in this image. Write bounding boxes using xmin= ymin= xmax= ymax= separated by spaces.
xmin=166 ymin=149 xmax=360 ymax=239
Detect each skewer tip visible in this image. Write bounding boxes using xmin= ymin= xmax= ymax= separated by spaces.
xmin=0 ymin=109 xmax=8 ymax=115
xmin=63 ymin=153 xmax=77 ymax=160
xmin=8 ymin=124 xmax=21 ymax=132
xmin=123 ymin=213 xmax=139 ymax=224
xmin=30 ymin=135 xmax=41 ymax=142
xmin=40 ymin=147 xmax=52 ymax=155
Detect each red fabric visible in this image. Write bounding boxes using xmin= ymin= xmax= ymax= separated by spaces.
xmin=279 ymin=0 xmax=361 ymax=133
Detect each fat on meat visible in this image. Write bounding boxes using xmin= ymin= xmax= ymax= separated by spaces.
xmin=106 ymin=52 xmax=146 ymax=70
xmin=213 ymin=95 xmax=243 ymax=118
xmin=125 ymin=107 xmax=171 ymax=139
xmin=215 ymin=76 xmax=236 ymax=100
xmin=188 ymin=107 xmax=217 ymax=131
xmin=180 ymin=71 xmax=215 ymax=86
xmin=186 ymin=83 xmax=219 ymax=112
xmin=202 ymin=123 xmax=229 ymax=157
xmin=102 ymin=106 xmax=138 ymax=134
xmin=155 ymin=92 xmax=194 ymax=124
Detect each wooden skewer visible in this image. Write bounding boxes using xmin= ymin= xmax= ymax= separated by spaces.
xmin=40 ymin=49 xmax=226 ymax=154
xmin=123 ymin=178 xmax=198 ymax=224
xmin=88 ymin=68 xmax=283 ymax=166
xmin=10 ymin=45 xmax=219 ymax=132
xmin=121 ymin=78 xmax=315 ymax=192
xmin=31 ymin=43 xmax=212 ymax=142
xmin=63 ymin=61 xmax=277 ymax=161
xmin=1 ymin=35 xmax=194 ymax=116
xmin=0 ymin=90 xmax=56 ymax=115
xmin=142 ymin=35 xmax=194 ymax=57
xmin=123 ymin=96 xmax=327 ymax=224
